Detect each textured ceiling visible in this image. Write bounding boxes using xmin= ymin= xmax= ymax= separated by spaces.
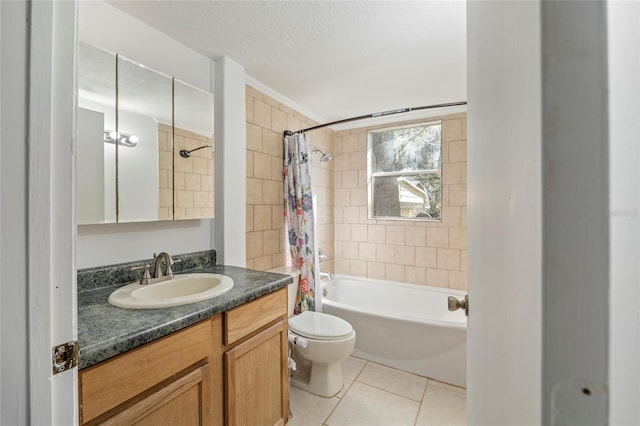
xmin=109 ymin=0 xmax=467 ymax=124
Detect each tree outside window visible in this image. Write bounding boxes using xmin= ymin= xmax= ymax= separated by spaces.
xmin=368 ymin=121 xmax=442 ymax=220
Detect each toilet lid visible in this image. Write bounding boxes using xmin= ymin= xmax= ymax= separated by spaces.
xmin=289 ymin=311 xmax=353 ymax=340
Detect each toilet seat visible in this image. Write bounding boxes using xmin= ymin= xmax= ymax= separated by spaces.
xmin=289 ymin=311 xmax=353 ymax=341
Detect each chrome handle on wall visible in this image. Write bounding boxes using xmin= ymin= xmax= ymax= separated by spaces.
xmin=448 ymin=294 xmax=469 ymax=317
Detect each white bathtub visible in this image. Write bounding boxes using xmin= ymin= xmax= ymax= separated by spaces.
xmin=322 ymin=275 xmax=467 ymax=387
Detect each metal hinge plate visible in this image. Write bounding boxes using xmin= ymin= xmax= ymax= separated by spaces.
xmin=52 ymin=340 xmax=79 ymax=375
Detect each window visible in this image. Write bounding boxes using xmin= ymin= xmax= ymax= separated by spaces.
xmin=368 ymin=121 xmax=442 ymax=220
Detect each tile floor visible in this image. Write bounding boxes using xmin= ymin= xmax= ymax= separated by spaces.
xmin=287 ymin=356 xmax=467 ymax=426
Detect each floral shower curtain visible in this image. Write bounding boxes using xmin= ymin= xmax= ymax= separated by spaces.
xmin=283 ymin=132 xmax=317 ymax=313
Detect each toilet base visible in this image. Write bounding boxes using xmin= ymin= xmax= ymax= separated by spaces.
xmin=290 ymin=357 xmax=344 ymax=397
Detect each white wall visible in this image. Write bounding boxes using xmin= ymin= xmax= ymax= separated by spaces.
xmin=77 ymin=1 xmax=215 ymax=267
xmin=214 ymin=57 xmax=247 ymax=267
xmin=466 ymin=1 xmax=542 ymax=424
xmin=77 ymin=220 xmax=213 ymax=269
xmin=607 ymin=1 xmax=640 ymax=424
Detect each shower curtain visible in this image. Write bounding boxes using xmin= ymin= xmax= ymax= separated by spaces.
xmin=284 ymin=132 xmax=317 ymax=313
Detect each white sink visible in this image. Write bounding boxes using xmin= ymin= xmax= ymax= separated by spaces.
xmin=108 ymin=273 xmax=234 ymax=309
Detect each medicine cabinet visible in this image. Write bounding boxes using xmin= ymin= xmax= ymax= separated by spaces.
xmin=77 ymin=42 xmax=214 ymax=224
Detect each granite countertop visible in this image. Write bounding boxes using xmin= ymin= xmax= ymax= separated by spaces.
xmin=78 ymin=264 xmax=292 ymax=370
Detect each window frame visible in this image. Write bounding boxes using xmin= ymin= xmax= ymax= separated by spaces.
xmin=366 ymin=120 xmax=443 ymax=222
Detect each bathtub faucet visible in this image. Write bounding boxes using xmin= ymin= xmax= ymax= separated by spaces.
xmin=319 ymin=271 xmax=332 ymax=281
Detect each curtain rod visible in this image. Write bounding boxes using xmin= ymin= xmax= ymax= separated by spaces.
xmin=283 ymin=101 xmax=467 ymax=136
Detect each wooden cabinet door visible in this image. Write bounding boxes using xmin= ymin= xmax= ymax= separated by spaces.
xmin=100 ymin=363 xmax=212 ymax=426
xmin=225 ymin=320 xmax=289 ymax=426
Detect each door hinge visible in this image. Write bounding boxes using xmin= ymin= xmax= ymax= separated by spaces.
xmin=52 ymin=340 xmax=79 ymax=375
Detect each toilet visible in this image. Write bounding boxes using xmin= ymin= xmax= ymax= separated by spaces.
xmin=268 ymin=266 xmax=356 ymax=397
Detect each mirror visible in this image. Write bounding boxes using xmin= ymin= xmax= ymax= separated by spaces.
xmin=77 ymin=42 xmax=117 ymax=224
xmin=117 ymin=55 xmax=173 ymax=222
xmin=76 ymin=43 xmax=215 ymax=224
xmin=173 ymin=80 xmax=215 ymax=220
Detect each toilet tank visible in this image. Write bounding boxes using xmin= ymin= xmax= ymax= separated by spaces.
xmin=267 ymin=265 xmax=300 ymax=317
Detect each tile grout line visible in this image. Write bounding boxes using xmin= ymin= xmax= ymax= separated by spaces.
xmin=294 ymin=357 xmax=466 ymax=425
xmin=353 ymin=358 xmax=467 ymax=394
xmin=354 ymin=379 xmax=427 ymax=404
xmin=427 ymin=381 xmax=467 ymax=395
xmin=336 ymin=380 xmax=425 ymax=426
xmin=322 ymin=360 xmax=369 ymax=425
xmin=421 ymin=380 xmax=431 ymax=404
xmin=355 ymin=362 xmax=429 ymax=403
xmin=413 ymin=379 xmax=431 ymax=426
xmin=355 ymin=380 xmax=425 ymax=402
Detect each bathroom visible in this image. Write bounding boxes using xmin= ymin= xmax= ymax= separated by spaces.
xmin=1 ymin=1 xmax=639 ymax=425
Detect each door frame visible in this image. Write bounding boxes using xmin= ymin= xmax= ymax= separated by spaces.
xmin=6 ymin=0 xmax=637 ymax=424
xmin=28 ymin=1 xmax=78 ymax=424
xmin=468 ymin=1 xmax=640 ymax=424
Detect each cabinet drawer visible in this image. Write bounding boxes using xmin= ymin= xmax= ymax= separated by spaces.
xmin=80 ymin=319 xmax=213 ymax=424
xmin=225 ymin=288 xmax=286 ymax=346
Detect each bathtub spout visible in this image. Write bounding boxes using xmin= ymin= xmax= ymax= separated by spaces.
xmin=319 ymin=272 xmax=332 ymax=281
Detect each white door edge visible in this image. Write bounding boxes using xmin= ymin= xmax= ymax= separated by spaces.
xmin=29 ymin=1 xmax=78 ymax=424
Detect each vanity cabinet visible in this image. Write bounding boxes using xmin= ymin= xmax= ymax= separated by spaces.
xmin=224 ymin=288 xmax=289 ymax=426
xmin=79 ymin=318 xmax=221 ymax=425
xmin=78 ymin=287 xmax=288 ymax=426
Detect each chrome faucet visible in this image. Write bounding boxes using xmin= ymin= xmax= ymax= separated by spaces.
xmin=319 ymin=271 xmax=332 ymax=281
xmin=153 ymin=252 xmax=175 ymax=279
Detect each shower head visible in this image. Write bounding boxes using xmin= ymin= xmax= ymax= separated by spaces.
xmin=320 ymin=152 xmax=334 ymax=162
xmin=179 ymin=144 xmax=213 ymax=158
xmin=313 ymin=149 xmax=334 ymax=163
